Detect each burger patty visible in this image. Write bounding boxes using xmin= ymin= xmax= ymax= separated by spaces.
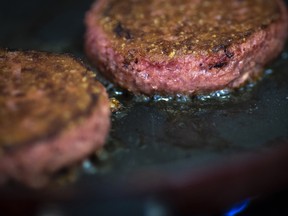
xmin=0 ymin=50 xmax=110 ymax=187
xmin=85 ymin=0 xmax=288 ymax=95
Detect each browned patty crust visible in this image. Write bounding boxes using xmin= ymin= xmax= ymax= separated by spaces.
xmin=0 ymin=50 xmax=110 ymax=187
xmin=85 ymin=0 xmax=288 ymax=95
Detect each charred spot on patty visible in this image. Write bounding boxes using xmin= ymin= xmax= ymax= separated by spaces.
xmin=113 ymin=22 xmax=132 ymax=40
xmin=123 ymin=58 xmax=130 ymax=68
xmin=224 ymin=49 xmax=234 ymax=58
xmin=212 ymin=44 xmax=228 ymax=53
xmin=209 ymin=61 xmax=228 ymax=70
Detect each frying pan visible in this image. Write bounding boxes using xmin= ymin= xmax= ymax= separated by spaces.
xmin=0 ymin=0 xmax=288 ymax=215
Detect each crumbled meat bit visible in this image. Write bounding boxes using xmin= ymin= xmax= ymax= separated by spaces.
xmin=109 ymin=97 xmax=122 ymax=112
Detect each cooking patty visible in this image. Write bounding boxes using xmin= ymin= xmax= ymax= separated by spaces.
xmin=0 ymin=50 xmax=110 ymax=187
xmin=85 ymin=0 xmax=288 ymax=95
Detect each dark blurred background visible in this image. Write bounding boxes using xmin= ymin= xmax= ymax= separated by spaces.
xmin=0 ymin=0 xmax=94 ymax=57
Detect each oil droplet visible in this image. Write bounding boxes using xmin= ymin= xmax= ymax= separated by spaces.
xmin=133 ymin=95 xmax=151 ymax=102
xmin=176 ymin=94 xmax=191 ymax=102
xmin=153 ymin=95 xmax=173 ymax=102
xmin=82 ymin=160 xmax=98 ymax=174
xmin=264 ymin=68 xmax=273 ymax=75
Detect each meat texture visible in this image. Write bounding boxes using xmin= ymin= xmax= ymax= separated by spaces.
xmin=85 ymin=0 xmax=288 ymax=95
xmin=0 ymin=50 xmax=110 ymax=187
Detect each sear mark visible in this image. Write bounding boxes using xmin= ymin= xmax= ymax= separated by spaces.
xmin=209 ymin=61 xmax=228 ymax=70
xmin=114 ymin=22 xmax=132 ymax=40
xmin=123 ymin=58 xmax=130 ymax=68
xmin=224 ymin=48 xmax=234 ymax=58
xmin=212 ymin=44 xmax=234 ymax=58
xmin=212 ymin=44 xmax=228 ymax=53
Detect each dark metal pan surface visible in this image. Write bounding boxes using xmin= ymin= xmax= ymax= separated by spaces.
xmin=0 ymin=0 xmax=288 ymax=213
